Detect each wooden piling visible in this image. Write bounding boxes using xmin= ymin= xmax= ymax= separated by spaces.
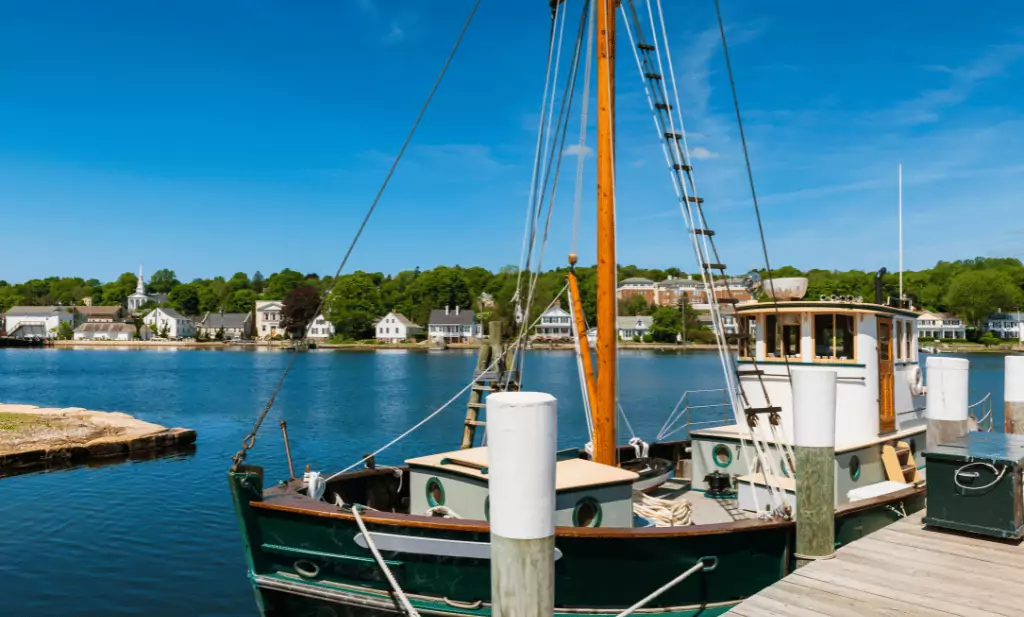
xmin=792 ymin=369 xmax=837 ymax=568
xmin=1005 ymin=356 xmax=1024 ymax=435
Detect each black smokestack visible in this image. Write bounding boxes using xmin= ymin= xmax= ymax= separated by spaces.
xmin=875 ymin=267 xmax=887 ymax=305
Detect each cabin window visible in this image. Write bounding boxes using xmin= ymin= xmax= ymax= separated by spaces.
xmin=572 ymin=497 xmax=603 ymax=528
xmin=904 ymin=321 xmax=912 ymax=361
xmin=896 ymin=321 xmax=905 ymax=361
xmin=712 ymin=444 xmax=732 ymax=467
xmin=765 ymin=315 xmax=780 ymax=358
xmin=425 ymin=477 xmax=445 ymax=507
xmin=738 ymin=316 xmax=753 ymax=358
xmin=849 ymin=455 xmax=861 ymax=481
xmin=813 ymin=314 xmax=856 ymax=362
xmin=782 ymin=322 xmax=800 ymax=358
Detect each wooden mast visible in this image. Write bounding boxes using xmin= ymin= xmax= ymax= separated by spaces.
xmin=594 ymin=0 xmax=617 ymax=466
xmin=567 ymin=256 xmax=598 ymax=425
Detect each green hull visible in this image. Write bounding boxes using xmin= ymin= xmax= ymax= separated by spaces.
xmin=229 ymin=467 xmax=924 ymax=616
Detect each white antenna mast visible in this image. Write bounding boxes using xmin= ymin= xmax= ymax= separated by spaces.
xmin=898 ymin=163 xmax=903 ymax=303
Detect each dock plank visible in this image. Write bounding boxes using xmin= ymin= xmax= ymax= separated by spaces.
xmin=725 ymin=510 xmax=1023 ymax=616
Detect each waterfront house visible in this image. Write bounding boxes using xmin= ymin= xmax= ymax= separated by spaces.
xmin=255 ymin=300 xmax=286 ymax=339
xmin=196 ymin=312 xmax=253 ymax=340
xmin=616 ymin=277 xmax=656 ymax=304
xmin=143 ymin=307 xmax=195 ymax=339
xmin=534 ymin=306 xmax=572 ymax=340
xmin=695 ymin=309 xmax=738 ymax=335
xmin=916 ymin=311 xmax=966 ymax=339
xmin=74 ymin=322 xmax=153 ymax=341
xmin=986 ymin=312 xmax=1024 ymax=341
xmin=653 ymin=276 xmax=703 ymax=307
xmin=305 ymin=314 xmax=336 ymax=340
xmin=427 ymin=306 xmax=480 ymax=343
xmin=616 ymin=315 xmax=653 ymax=340
xmin=74 ymin=306 xmax=125 ymax=323
xmin=3 ymin=306 xmax=75 ymax=339
xmin=376 ymin=311 xmax=422 ymax=342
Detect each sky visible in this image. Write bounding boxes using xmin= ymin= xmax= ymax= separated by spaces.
xmin=1 ymin=0 xmax=1022 ymax=283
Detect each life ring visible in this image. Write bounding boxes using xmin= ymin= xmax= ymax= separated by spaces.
xmin=908 ymin=365 xmax=924 ymax=395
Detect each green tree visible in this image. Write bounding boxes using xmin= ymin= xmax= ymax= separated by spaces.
xmin=227 ymin=272 xmax=251 ymax=293
xmin=262 ymin=269 xmax=306 ymax=300
xmin=944 ymin=270 xmax=1023 ymax=329
xmin=227 ymin=289 xmax=257 ymax=313
xmin=159 ymin=322 xmax=171 ymax=338
xmin=326 ymin=273 xmax=383 ymax=340
xmin=619 ymin=294 xmax=651 ymax=317
xmin=149 ymin=269 xmax=180 ymax=293
xmin=649 ymin=306 xmax=682 ymax=343
xmin=56 ymin=320 xmax=75 ymax=340
xmin=168 ymin=284 xmax=201 ymax=316
xmin=215 ymin=326 xmax=225 ymax=341
xmin=252 ymin=271 xmax=266 ymax=294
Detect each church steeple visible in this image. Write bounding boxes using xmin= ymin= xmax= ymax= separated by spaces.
xmin=136 ymin=264 xmax=145 ymax=295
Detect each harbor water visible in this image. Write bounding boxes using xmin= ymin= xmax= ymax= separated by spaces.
xmin=0 ymin=348 xmax=1010 ymax=616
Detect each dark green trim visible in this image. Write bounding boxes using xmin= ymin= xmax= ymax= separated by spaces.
xmin=738 ymin=359 xmax=866 ymax=368
xmin=572 ymin=497 xmax=603 ymax=528
xmin=712 ymin=444 xmax=733 ymax=468
xmin=736 ymin=301 xmax=918 ymax=318
xmin=849 ymin=455 xmax=861 ymax=481
xmin=425 ymin=476 xmax=445 ymax=507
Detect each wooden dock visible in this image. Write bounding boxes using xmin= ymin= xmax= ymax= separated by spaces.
xmin=727 ymin=510 xmax=1024 ymax=616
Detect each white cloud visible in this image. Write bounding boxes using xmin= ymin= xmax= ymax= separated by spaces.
xmin=563 ymin=144 xmax=592 ymax=158
xmin=383 ymin=24 xmax=405 ymax=45
xmin=690 ymin=147 xmax=720 ymax=160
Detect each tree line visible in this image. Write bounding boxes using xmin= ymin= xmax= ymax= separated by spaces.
xmin=2 ymin=256 xmax=1022 ymax=340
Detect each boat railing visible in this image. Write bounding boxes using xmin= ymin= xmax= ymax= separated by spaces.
xmin=657 ymin=388 xmax=734 ymax=442
xmin=968 ymin=392 xmax=994 ymax=432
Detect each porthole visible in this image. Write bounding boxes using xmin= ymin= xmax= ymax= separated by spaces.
xmin=849 ymin=455 xmax=861 ymax=481
xmin=712 ymin=444 xmax=732 ymax=468
xmin=425 ymin=477 xmax=445 ymax=507
xmin=572 ymin=497 xmax=603 ymax=528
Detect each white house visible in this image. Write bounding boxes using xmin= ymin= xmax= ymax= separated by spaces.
xmin=534 ymin=306 xmax=572 ymax=340
xmin=917 ymin=311 xmax=966 ymax=339
xmin=144 ymin=307 xmax=195 ymax=339
xmin=987 ymin=312 xmax=1024 ymax=341
xmin=376 ymin=311 xmax=422 ymax=342
xmin=196 ymin=312 xmax=253 ymax=340
xmin=255 ymin=300 xmax=286 ymax=339
xmin=427 ymin=306 xmax=481 ymax=343
xmin=617 ymin=315 xmax=653 ymax=340
xmin=74 ymin=322 xmax=153 ymax=341
xmin=3 ymin=306 xmax=75 ymax=339
xmin=305 ymin=314 xmax=336 ymax=340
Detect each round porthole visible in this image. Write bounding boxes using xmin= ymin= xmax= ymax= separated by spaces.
xmin=572 ymin=497 xmax=602 ymax=528
xmin=712 ymin=444 xmax=732 ymax=468
xmin=425 ymin=477 xmax=445 ymax=507
xmin=484 ymin=496 xmax=490 ymax=521
xmin=849 ymin=455 xmax=861 ymax=481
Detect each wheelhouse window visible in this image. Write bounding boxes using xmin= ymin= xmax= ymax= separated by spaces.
xmin=896 ymin=321 xmax=905 ymax=361
xmin=738 ymin=316 xmax=753 ymax=358
xmin=813 ymin=313 xmax=856 ymax=362
xmin=765 ymin=314 xmax=780 ymax=358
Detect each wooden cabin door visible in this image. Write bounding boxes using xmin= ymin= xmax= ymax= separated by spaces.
xmin=877 ymin=318 xmax=896 ymax=433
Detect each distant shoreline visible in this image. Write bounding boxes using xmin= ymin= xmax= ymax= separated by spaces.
xmin=44 ymin=339 xmax=721 ymax=353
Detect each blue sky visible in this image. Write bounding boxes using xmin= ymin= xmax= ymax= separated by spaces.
xmin=1 ymin=1 xmax=1022 ymax=283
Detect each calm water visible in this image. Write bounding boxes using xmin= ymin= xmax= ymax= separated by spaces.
xmin=0 ymin=348 xmax=1011 ymax=616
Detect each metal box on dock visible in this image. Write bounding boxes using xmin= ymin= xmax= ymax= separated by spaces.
xmin=923 ymin=432 xmax=1024 ymax=539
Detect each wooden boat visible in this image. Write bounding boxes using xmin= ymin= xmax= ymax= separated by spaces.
xmin=228 ymin=2 xmax=937 ymax=614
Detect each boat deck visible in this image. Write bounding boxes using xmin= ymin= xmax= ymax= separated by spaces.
xmin=651 ymin=479 xmax=755 ymax=525
xmin=726 ymin=510 xmax=1024 ymax=616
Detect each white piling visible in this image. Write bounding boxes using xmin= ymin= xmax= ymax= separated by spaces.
xmin=487 ymin=391 xmax=557 ymax=616
xmin=792 ymin=369 xmax=837 ymax=568
xmin=1005 ymin=356 xmax=1024 ymax=435
xmin=926 ymin=356 xmax=970 ymax=451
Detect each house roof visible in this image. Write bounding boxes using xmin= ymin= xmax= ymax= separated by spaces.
xmin=76 ymin=323 xmax=151 ymax=334
xmin=618 ymin=277 xmax=655 ymax=286
xmin=74 ymin=306 xmax=122 ymax=317
xmin=428 ymin=308 xmax=476 ymax=326
xmin=154 ymin=307 xmax=188 ymax=320
xmin=199 ymin=312 xmax=252 ymax=328
xmin=540 ymin=306 xmax=570 ymax=317
xmin=255 ymin=300 xmax=284 ymax=311
xmin=917 ymin=311 xmax=960 ymax=320
xmin=383 ymin=312 xmax=421 ymax=328
xmin=5 ymin=306 xmax=70 ymax=316
xmin=656 ymin=277 xmax=703 ymax=289
xmin=617 ymin=315 xmax=653 ymax=329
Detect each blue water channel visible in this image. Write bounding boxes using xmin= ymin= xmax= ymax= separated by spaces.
xmin=0 ymin=348 xmax=1010 ymax=615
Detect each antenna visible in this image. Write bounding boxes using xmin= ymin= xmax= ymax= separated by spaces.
xmin=898 ymin=163 xmax=903 ymax=302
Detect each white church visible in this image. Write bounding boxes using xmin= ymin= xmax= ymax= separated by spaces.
xmin=127 ymin=266 xmax=168 ymax=313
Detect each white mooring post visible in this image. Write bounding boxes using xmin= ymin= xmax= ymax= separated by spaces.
xmin=792 ymin=369 xmax=837 ymax=568
xmin=926 ymin=356 xmax=970 ymax=451
xmin=1005 ymin=356 xmax=1024 ymax=435
xmin=487 ymin=391 xmax=557 ymax=616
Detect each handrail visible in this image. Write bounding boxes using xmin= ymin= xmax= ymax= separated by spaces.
xmin=657 ymin=388 xmax=733 ymax=441
xmin=968 ymin=392 xmax=994 ymax=432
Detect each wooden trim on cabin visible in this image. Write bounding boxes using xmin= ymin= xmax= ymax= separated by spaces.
xmin=736 ymin=301 xmax=918 ymax=318
xmin=738 ymin=359 xmax=867 ymax=368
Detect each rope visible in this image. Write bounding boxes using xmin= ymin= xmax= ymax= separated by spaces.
xmin=632 ymin=492 xmax=692 ymax=527
xmin=352 ymin=505 xmax=421 ymax=616
xmin=568 ymin=282 xmax=595 ymax=442
xmin=325 ymin=286 xmax=569 ymax=482
xmin=230 ymin=0 xmax=482 ymax=469
xmin=615 ymin=559 xmax=707 ymax=616
xmin=953 ymin=462 xmax=1007 ymax=491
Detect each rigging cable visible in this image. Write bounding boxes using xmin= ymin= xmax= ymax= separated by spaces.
xmin=230 ymin=0 xmax=482 ymax=469
xmin=571 ymin=0 xmax=596 ymax=257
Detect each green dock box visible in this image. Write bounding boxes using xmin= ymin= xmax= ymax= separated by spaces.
xmin=923 ymin=432 xmax=1024 ymax=539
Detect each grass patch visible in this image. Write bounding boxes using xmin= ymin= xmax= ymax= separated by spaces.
xmin=0 ymin=413 xmax=45 ymax=432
